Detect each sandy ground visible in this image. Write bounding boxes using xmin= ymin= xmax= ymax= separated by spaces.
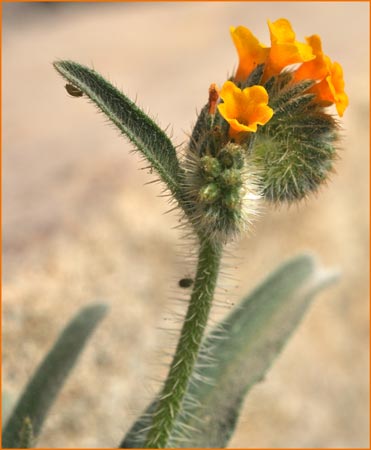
xmin=2 ymin=2 xmax=369 ymax=448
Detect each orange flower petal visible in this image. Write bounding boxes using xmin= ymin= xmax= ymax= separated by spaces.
xmin=329 ymin=62 xmax=349 ymax=116
xmin=311 ymin=61 xmax=349 ymax=116
xmin=294 ymin=35 xmax=349 ymax=116
xmin=228 ymin=19 xmax=348 ymax=117
xmin=294 ymin=35 xmax=329 ymax=82
xmin=269 ymin=18 xmax=295 ymax=42
xmin=230 ymin=26 xmax=270 ymax=82
xmin=264 ymin=18 xmax=314 ymax=80
xmin=218 ymin=81 xmax=273 ymax=137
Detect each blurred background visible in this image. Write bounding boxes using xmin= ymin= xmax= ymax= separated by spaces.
xmin=2 ymin=2 xmax=369 ymax=448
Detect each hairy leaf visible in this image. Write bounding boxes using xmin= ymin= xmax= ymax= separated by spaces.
xmin=121 ymin=255 xmax=337 ymax=448
xmin=2 ymin=303 xmax=107 ymax=448
xmin=53 ymin=61 xmax=185 ymax=208
xmin=169 ymin=254 xmax=337 ymax=447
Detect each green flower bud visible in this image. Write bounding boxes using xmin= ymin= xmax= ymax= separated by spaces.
xmin=223 ymin=189 xmax=242 ymax=210
xmin=231 ymin=149 xmax=245 ymax=170
xmin=199 ymin=183 xmax=220 ymax=203
xmin=218 ymin=149 xmax=234 ymax=168
xmin=220 ymin=168 xmax=243 ymax=187
xmin=183 ymin=100 xmax=261 ymax=242
xmin=218 ymin=143 xmax=246 ymax=170
xmin=182 ymin=144 xmax=261 ymax=242
xmin=200 ymin=156 xmax=222 ymax=179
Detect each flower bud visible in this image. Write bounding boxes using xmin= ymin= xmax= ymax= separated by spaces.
xmin=199 ymin=183 xmax=220 ymax=203
xmin=183 ymin=138 xmax=261 ymax=242
xmin=220 ymin=169 xmax=242 ymax=187
xmin=223 ymin=189 xmax=242 ymax=210
xmin=200 ymin=156 xmax=222 ymax=179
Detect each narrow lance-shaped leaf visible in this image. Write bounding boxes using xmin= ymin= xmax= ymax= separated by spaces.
xmin=53 ymin=61 xmax=185 ymax=209
xmin=169 ymin=254 xmax=338 ymax=447
xmin=2 ymin=303 xmax=108 ymax=448
xmin=121 ymin=254 xmax=337 ymax=448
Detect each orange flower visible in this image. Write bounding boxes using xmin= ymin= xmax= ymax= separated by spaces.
xmin=218 ymin=81 xmax=273 ymax=138
xmin=228 ymin=19 xmax=348 ymax=117
xmin=314 ymin=61 xmax=349 ymax=116
xmin=293 ymin=35 xmax=329 ymax=81
xmin=264 ymin=18 xmax=315 ymax=80
xmin=294 ymin=35 xmax=349 ymax=116
xmin=230 ymin=26 xmax=270 ymax=82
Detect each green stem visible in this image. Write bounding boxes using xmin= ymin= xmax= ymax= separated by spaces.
xmin=145 ymin=237 xmax=223 ymax=448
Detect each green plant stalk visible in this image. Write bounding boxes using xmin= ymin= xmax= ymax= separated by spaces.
xmin=145 ymin=237 xmax=223 ymax=448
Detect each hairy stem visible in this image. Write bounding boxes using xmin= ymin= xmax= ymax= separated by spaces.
xmin=145 ymin=238 xmax=223 ymax=448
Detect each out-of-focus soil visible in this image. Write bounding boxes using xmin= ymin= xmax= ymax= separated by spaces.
xmin=2 ymin=2 xmax=369 ymax=448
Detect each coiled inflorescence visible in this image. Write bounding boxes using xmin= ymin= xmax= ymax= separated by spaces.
xmin=183 ymin=86 xmax=261 ymax=242
xmin=181 ymin=18 xmax=347 ymax=243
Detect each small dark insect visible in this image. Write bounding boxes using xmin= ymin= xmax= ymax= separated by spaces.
xmin=178 ymin=278 xmax=193 ymax=288
xmin=65 ymin=83 xmax=83 ymax=97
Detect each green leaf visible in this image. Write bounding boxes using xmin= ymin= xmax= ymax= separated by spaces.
xmin=53 ymin=61 xmax=184 ymax=207
xmin=120 ymin=254 xmax=337 ymax=448
xmin=2 ymin=303 xmax=108 ymax=448
xmin=169 ymin=254 xmax=337 ymax=447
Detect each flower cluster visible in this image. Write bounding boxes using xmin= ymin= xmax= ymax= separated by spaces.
xmin=183 ymin=89 xmax=261 ymax=240
xmin=220 ymin=18 xmax=348 ymax=137
xmin=183 ymin=18 xmax=347 ymax=242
